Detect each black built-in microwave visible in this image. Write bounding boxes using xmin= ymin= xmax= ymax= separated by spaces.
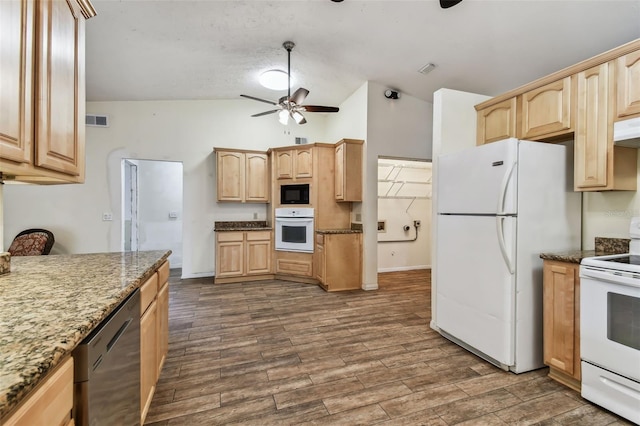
xmin=280 ymin=184 xmax=310 ymax=205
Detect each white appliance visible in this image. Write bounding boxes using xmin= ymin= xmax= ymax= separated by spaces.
xmin=580 ymin=219 xmax=640 ymax=424
xmin=613 ymin=116 xmax=640 ymax=148
xmin=436 ymin=138 xmax=581 ymax=373
xmin=274 ymin=208 xmax=314 ymax=253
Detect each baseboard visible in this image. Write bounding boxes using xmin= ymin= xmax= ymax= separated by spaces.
xmin=361 ymin=282 xmax=379 ymax=291
xmin=181 ymin=271 xmax=215 ymax=279
xmin=377 ymin=265 xmax=431 ymax=273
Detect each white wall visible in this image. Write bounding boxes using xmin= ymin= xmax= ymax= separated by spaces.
xmin=3 ymin=100 xmax=328 ymax=278
xmin=431 ymin=88 xmax=491 ymax=330
xmin=135 ymin=160 xmax=184 ymax=267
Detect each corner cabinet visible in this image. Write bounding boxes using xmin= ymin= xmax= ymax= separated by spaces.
xmin=215 ymin=230 xmax=273 ymax=283
xmin=215 ymin=148 xmax=269 ymax=202
xmin=0 ymin=0 xmax=95 ymax=184
xmin=335 ymin=139 xmax=363 ymax=202
xmin=543 ymin=260 xmax=581 ymax=392
xmin=315 ymin=232 xmax=362 ymax=291
xmin=476 ymin=97 xmax=517 ymax=145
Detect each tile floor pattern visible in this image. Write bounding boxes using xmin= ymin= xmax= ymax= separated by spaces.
xmin=146 ymin=270 xmax=633 ymax=425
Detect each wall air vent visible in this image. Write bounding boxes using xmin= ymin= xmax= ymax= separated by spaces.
xmin=86 ymin=114 xmax=109 ymax=127
xmin=295 ymin=137 xmax=308 ymax=145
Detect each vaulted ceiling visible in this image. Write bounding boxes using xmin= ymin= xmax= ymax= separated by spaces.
xmin=86 ymin=0 xmax=640 ymax=108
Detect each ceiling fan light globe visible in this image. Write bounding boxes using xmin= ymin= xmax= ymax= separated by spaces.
xmin=259 ymin=70 xmax=291 ymax=91
xmin=278 ymin=109 xmax=290 ymax=125
xmin=292 ymin=111 xmax=305 ymax=124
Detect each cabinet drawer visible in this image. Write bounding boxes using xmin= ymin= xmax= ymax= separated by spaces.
xmin=246 ymin=231 xmax=271 ymax=241
xmin=140 ymin=273 xmax=158 ymax=316
xmin=157 ymin=260 xmax=170 ymax=289
xmin=276 ymin=259 xmax=313 ymax=277
xmin=217 ymin=232 xmax=244 ymax=242
xmin=3 ymin=357 xmax=73 ymax=426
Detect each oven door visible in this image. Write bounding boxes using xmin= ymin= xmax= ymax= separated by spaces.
xmin=580 ymin=266 xmax=640 ymax=381
xmin=275 ymin=217 xmax=314 ymax=253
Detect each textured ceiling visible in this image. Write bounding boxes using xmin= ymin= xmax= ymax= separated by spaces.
xmin=86 ymin=0 xmax=640 ymax=108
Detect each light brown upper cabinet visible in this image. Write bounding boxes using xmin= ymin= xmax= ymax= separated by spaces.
xmin=476 ymin=97 xmax=517 ymax=145
xmin=575 ymin=62 xmax=636 ymax=191
xmin=520 ymin=77 xmax=573 ymax=140
xmin=334 ymin=139 xmax=363 ymax=202
xmin=274 ymin=147 xmax=313 ymax=180
xmin=215 ymin=148 xmax=269 ymax=202
xmin=0 ymin=0 xmax=95 ymax=184
xmin=616 ymin=50 xmax=640 ymax=119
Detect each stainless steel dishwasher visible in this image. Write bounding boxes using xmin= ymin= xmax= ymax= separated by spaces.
xmin=73 ymin=289 xmax=141 ymax=426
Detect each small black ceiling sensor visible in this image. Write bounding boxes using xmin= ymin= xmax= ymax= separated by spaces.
xmin=440 ymin=0 xmax=462 ymax=8
xmin=331 ymin=0 xmax=344 ymax=2
xmin=384 ymin=90 xmax=400 ymax=100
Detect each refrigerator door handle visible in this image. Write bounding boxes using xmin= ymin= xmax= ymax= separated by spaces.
xmin=497 ymin=160 xmax=517 ymax=214
xmin=496 ymin=216 xmax=515 ymax=274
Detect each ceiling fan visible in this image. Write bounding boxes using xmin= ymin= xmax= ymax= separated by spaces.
xmin=240 ymin=41 xmax=339 ymax=125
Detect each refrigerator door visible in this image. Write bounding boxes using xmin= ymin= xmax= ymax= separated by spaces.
xmin=438 ymin=138 xmax=518 ymax=215
xmin=436 ymin=214 xmax=517 ymax=367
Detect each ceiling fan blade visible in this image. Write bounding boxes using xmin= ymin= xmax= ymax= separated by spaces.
xmin=440 ymin=0 xmax=462 ymax=8
xmin=240 ymin=94 xmax=277 ymax=105
xmin=301 ymin=105 xmax=339 ymax=113
xmin=251 ymin=109 xmax=280 ymax=117
xmin=289 ymin=88 xmax=309 ymax=105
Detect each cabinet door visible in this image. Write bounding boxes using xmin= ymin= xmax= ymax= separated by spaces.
xmin=140 ymin=300 xmax=157 ymax=425
xmin=156 ymin=281 xmax=169 ymax=378
xmin=245 ymin=233 xmax=271 ymax=275
xmin=616 ymin=50 xmax=640 ymax=119
xmin=294 ymin=148 xmax=313 ymax=178
xmin=334 ymin=144 xmax=345 ymax=201
xmin=217 ymin=151 xmax=244 ymax=201
xmin=0 ymin=0 xmax=33 ymax=164
xmin=476 ymin=98 xmax=517 ymax=145
xmin=245 ymin=153 xmax=269 ymax=202
xmin=521 ymin=77 xmax=572 ymax=139
xmin=543 ymin=261 xmax=580 ymax=380
xmin=216 ymin=233 xmax=245 ymax=277
xmin=35 ymin=0 xmax=85 ymax=177
xmin=575 ymin=63 xmax=610 ymax=190
xmin=275 ymin=151 xmax=293 ymax=179
xmin=315 ymin=242 xmax=325 ymax=283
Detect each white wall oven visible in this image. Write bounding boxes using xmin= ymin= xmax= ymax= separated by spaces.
xmin=580 ymin=254 xmax=640 ymax=425
xmin=275 ymin=208 xmax=314 ymax=253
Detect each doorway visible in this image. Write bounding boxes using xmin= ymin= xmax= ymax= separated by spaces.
xmin=122 ymin=159 xmax=184 ymax=267
xmin=377 ymin=157 xmax=432 ymax=272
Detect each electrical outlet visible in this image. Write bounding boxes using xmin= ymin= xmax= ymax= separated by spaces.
xmin=414 ymin=220 xmax=421 ymax=227
xmin=168 ymin=211 xmax=178 ymax=219
xmin=102 ymin=212 xmax=113 ymax=221
xmin=253 ymin=212 xmax=258 ymax=220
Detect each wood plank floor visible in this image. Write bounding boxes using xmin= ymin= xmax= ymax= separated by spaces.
xmin=146 ymin=270 xmax=632 ymax=425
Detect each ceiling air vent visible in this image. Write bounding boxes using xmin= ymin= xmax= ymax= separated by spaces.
xmin=86 ymin=114 xmax=109 ymax=127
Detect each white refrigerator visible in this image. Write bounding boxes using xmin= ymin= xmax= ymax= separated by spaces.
xmin=435 ymin=138 xmax=581 ymax=373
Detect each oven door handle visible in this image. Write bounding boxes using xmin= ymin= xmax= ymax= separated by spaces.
xmin=581 ymin=267 xmax=640 ymax=289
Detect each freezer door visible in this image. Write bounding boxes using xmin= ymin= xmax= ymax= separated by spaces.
xmin=436 ymin=214 xmax=516 ymax=367
xmin=438 ymin=138 xmax=518 ymax=215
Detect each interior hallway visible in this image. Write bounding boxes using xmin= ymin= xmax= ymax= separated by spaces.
xmin=145 ymin=270 xmax=631 ymax=425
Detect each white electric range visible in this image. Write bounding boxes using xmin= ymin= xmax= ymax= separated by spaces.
xmin=580 ymin=252 xmax=640 ymax=424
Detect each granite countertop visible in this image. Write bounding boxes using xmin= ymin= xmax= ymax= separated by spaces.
xmin=0 ymin=250 xmax=171 ymax=419
xmin=316 ymin=229 xmax=363 ymax=234
xmin=540 ymin=237 xmax=630 ymax=264
xmin=214 ymin=221 xmax=272 ymax=232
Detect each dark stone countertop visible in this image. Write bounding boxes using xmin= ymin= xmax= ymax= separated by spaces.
xmin=0 ymin=250 xmax=171 ymax=419
xmin=540 ymin=237 xmax=630 ymax=264
xmin=214 ymin=221 xmax=272 ymax=232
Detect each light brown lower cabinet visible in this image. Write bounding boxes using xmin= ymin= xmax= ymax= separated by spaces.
xmin=215 ymin=230 xmax=273 ymax=283
xmin=542 ymin=260 xmax=581 ymax=391
xmin=140 ymin=260 xmax=170 ymax=425
xmin=315 ymin=233 xmax=362 ymax=291
xmin=2 ymin=357 xmax=74 ymax=426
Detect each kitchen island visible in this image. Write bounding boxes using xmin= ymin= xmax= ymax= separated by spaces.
xmin=0 ymin=250 xmax=171 ymax=421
